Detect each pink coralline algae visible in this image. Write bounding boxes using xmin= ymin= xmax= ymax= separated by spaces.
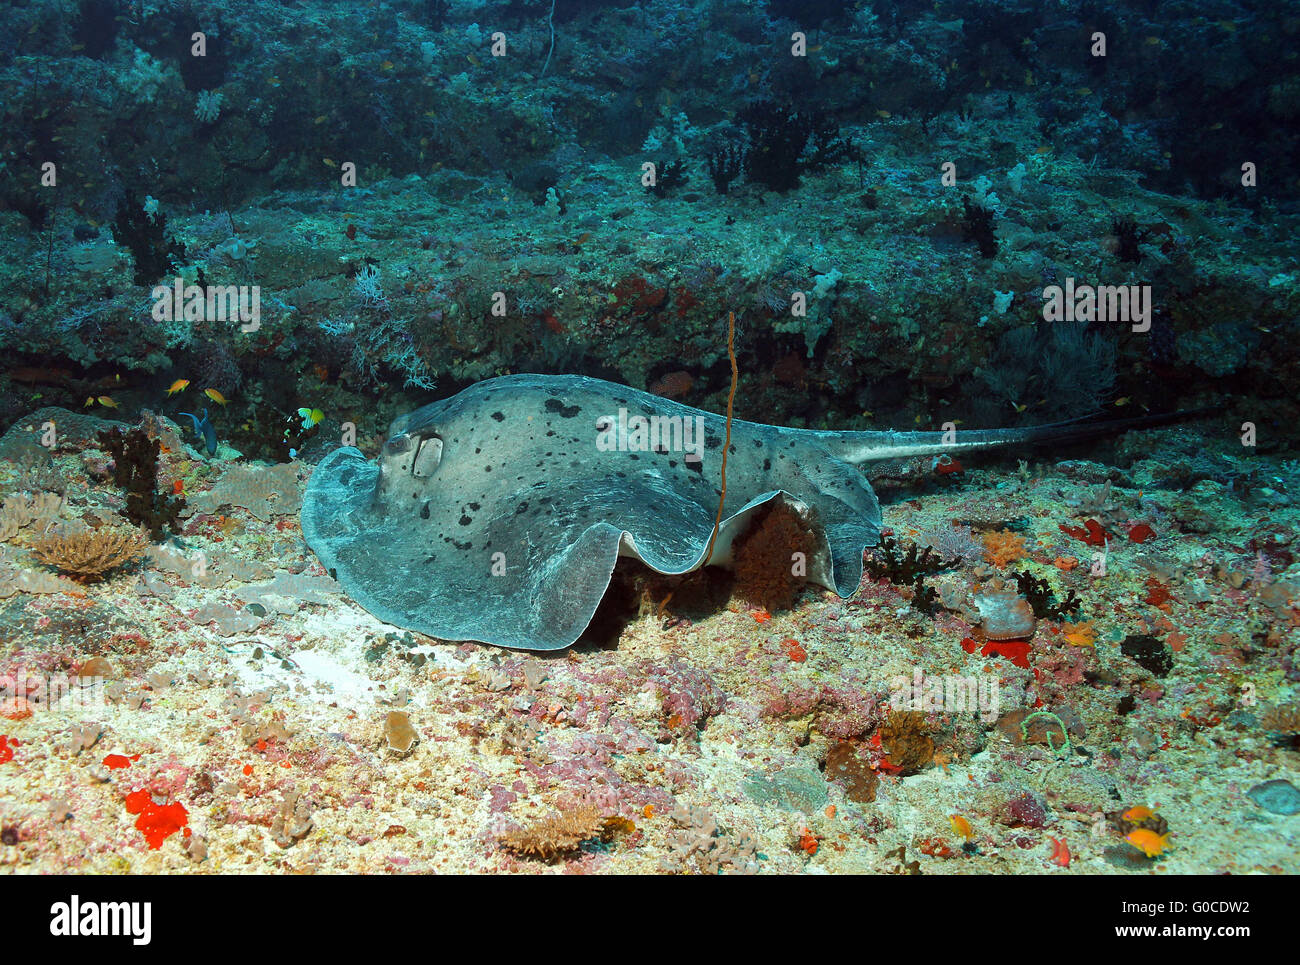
xmin=646 ymin=661 xmax=728 ymax=734
xmin=1005 ymin=792 xmax=1049 ymax=829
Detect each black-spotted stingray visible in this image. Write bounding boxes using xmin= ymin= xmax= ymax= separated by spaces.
xmin=302 ymin=373 xmax=1193 ymax=650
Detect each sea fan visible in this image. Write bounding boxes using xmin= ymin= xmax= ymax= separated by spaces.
xmin=916 ymin=523 xmax=983 ymax=565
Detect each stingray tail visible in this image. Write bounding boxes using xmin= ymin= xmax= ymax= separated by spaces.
xmin=802 ymin=407 xmax=1217 ymax=466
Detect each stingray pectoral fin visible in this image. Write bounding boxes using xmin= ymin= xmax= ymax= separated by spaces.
xmin=303 ymin=446 xmax=625 ymax=651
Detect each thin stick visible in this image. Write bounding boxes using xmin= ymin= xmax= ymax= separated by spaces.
xmin=540 ymin=0 xmax=556 ymax=77
xmin=704 ymin=311 xmax=737 ymax=564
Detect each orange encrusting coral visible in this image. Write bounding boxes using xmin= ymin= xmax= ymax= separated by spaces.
xmin=981 ymin=529 xmax=1027 ymax=568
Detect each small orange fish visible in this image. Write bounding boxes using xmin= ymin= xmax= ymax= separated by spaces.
xmin=1123 ymin=805 xmax=1155 ymax=822
xmin=1049 ymin=837 xmax=1071 ymax=867
xmin=166 ymin=379 xmax=190 ymax=396
xmin=380 ymin=60 xmax=395 ymax=71
xmin=949 ymin=815 xmax=973 ymax=841
xmin=204 ymin=388 xmax=228 ymax=406
xmin=1125 ymin=829 xmax=1171 ymax=858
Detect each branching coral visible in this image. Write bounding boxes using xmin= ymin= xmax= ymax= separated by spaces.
xmin=865 ymin=535 xmax=948 ymax=584
xmin=29 ymin=525 xmax=148 ymax=579
xmin=96 ymin=427 xmax=185 ymax=538
xmin=1010 ymin=569 xmax=1082 ymax=621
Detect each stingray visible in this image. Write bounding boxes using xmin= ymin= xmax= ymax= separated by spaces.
xmin=302 ymin=374 xmax=1199 ymax=650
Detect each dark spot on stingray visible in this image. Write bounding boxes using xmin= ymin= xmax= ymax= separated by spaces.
xmin=340 ymin=467 xmax=355 ymax=485
xmin=729 ymin=444 xmax=737 ymax=455
xmin=629 ymin=453 xmax=640 ymax=460
xmin=569 ymin=460 xmax=579 ymax=467
xmin=491 ymin=411 xmax=505 ymax=422
xmin=687 ymin=461 xmax=703 ymax=475
xmin=469 ymin=502 xmax=481 ymax=510
xmin=411 ymin=491 xmax=418 ymax=499
xmin=485 ymin=465 xmax=492 ymax=472
xmin=459 ymin=514 xmax=473 ymax=526
xmin=423 ymin=556 xmax=436 ymax=564
xmin=668 ymin=460 xmax=677 ymax=468
xmin=475 ymin=447 xmax=482 ymax=454
xmin=545 ymin=452 xmax=552 ymax=457
xmin=544 ymin=398 xmax=581 ymax=418
xmin=546 ymin=430 xmax=556 ymax=436
xmin=516 ymin=501 xmax=529 ymax=514
xmin=763 ymin=458 xmax=772 ymax=471
xmin=616 ymin=471 xmax=627 ymax=478
xmin=540 ymin=496 xmax=553 ymax=503
xmin=754 ymin=439 xmax=763 ymax=447
xmin=420 ymin=503 xmax=430 ymax=519
xmin=653 ymin=444 xmax=669 ymax=454
xmin=453 ymin=539 xmax=472 ymax=550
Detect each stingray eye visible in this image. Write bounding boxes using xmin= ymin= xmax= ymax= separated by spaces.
xmin=383 ymin=435 xmax=413 ymax=457
xmin=411 ymin=435 xmax=444 ymax=477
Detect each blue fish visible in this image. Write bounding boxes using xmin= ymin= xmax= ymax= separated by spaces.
xmin=178 ymin=408 xmax=217 ymax=456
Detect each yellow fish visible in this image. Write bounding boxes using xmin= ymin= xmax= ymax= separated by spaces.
xmin=297 ymin=407 xmax=324 ymax=429
xmin=166 ymin=379 xmax=190 ymax=396
xmin=96 ymin=396 xmax=118 ymax=409
xmin=1125 ymin=829 xmax=1170 ymax=858
xmin=949 ymin=815 xmax=973 ymax=841
xmin=1122 ymin=805 xmax=1155 ymax=822
xmin=204 ymin=388 xmax=229 ymax=406
xmin=83 ymin=396 xmax=95 ymax=408
xmin=1113 ymin=396 xmax=1131 ymax=407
